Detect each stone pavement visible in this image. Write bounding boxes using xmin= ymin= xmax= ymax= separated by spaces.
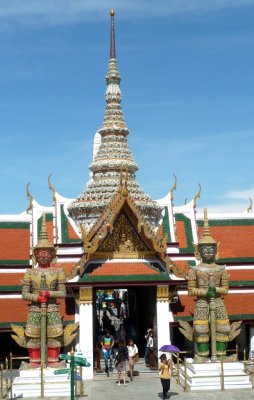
xmin=20 ymin=374 xmax=254 ymax=400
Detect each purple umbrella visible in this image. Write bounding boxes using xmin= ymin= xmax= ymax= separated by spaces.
xmin=159 ymin=344 xmax=180 ymax=353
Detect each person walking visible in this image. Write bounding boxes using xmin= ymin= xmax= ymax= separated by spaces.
xmin=101 ymin=330 xmax=115 ymax=377
xmin=127 ymin=339 xmax=138 ymax=381
xmin=115 ymin=345 xmax=129 ymax=386
xmin=159 ymin=353 xmax=171 ymax=399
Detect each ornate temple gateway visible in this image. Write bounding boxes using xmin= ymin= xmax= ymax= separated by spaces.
xmin=0 ymin=10 xmax=254 ymax=379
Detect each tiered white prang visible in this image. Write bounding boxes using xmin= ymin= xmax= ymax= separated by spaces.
xmin=68 ymin=12 xmax=162 ymax=231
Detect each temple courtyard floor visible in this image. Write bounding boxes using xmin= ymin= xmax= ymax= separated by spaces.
xmin=17 ymin=375 xmax=254 ymax=400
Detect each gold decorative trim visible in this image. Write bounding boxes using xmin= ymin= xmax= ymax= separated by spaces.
xmin=80 ymin=178 xmax=168 ymax=264
xmin=247 ymin=197 xmax=252 ymax=213
xmin=157 ymin=285 xmax=169 ymax=301
xmin=193 ymin=183 xmax=201 ymax=208
xmin=79 ymin=287 xmax=93 ymax=304
xmin=90 ymin=251 xmax=156 ymax=260
xmin=26 ymin=182 xmax=34 ymax=212
xmin=169 ymin=174 xmax=177 ymax=202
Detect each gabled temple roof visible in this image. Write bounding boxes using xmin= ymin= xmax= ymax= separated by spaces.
xmin=80 ymin=180 xmax=168 ymax=265
xmin=78 ymin=261 xmax=170 ymax=284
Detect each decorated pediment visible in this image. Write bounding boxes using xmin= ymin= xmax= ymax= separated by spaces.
xmin=96 ymin=212 xmax=153 ymax=259
xmin=79 ymin=177 xmax=169 ymax=272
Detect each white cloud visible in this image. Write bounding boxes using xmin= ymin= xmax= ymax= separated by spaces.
xmin=0 ymin=0 xmax=253 ymax=25
xmin=197 ymin=202 xmax=250 ymax=214
xmin=197 ymin=187 xmax=254 ymax=214
xmin=224 ymin=188 xmax=254 ymax=200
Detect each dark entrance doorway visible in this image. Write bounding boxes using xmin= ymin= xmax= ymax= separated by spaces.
xmin=93 ymin=286 xmax=156 ymax=357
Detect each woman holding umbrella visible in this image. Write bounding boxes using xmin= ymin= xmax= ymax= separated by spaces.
xmin=159 ymin=353 xmax=171 ymax=399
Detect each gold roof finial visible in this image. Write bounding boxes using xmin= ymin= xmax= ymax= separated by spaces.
xmin=48 ymin=174 xmax=56 ymax=201
xmin=199 ymin=208 xmax=216 ymax=244
xmin=247 ymin=197 xmax=252 ymax=213
xmin=34 ymin=213 xmax=55 ymax=251
xmin=110 ymin=9 xmax=116 ymax=59
xmin=26 ymin=182 xmax=34 ymax=212
xmin=193 ymin=183 xmax=201 ymax=208
xmin=169 ymin=174 xmax=177 ymax=202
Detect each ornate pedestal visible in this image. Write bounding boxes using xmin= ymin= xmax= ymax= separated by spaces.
xmin=179 ymin=361 xmax=252 ymax=391
xmin=11 ymin=368 xmax=70 ymax=398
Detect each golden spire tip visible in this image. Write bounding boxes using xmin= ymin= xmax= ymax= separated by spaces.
xmin=110 ymin=10 xmax=115 ymax=16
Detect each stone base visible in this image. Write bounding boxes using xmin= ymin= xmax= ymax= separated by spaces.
xmin=11 ymin=368 xmax=70 ymax=398
xmin=180 ymin=361 xmax=252 ymax=391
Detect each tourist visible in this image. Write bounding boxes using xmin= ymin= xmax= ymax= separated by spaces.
xmin=102 ymin=310 xmax=111 ymax=332
xmin=127 ymin=339 xmax=138 ymax=381
xmin=159 ymin=353 xmax=171 ymax=399
xmin=101 ymin=330 xmax=115 ymax=376
xmin=120 ymin=300 xmax=127 ymax=320
xmin=115 ymin=345 xmax=129 ymax=386
xmin=144 ymin=328 xmax=153 ymax=367
xmin=117 ymin=323 xmax=127 ymax=347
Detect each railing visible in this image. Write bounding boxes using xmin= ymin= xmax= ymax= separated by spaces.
xmin=1 ymin=352 xmax=85 ymax=399
xmin=172 ymin=346 xmax=254 ymax=392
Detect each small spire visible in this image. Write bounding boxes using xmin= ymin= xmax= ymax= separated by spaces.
xmin=110 ymin=10 xmax=116 ymax=59
xmin=35 ymin=213 xmax=55 ymax=251
xmin=199 ymin=208 xmax=216 ymax=244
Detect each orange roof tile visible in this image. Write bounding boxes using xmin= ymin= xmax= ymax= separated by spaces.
xmin=171 ymin=294 xmax=195 ymax=318
xmin=228 ymin=269 xmax=254 ymax=281
xmin=51 ymin=262 xmax=77 ymax=277
xmin=0 ymin=299 xmax=28 ymax=322
xmin=0 ymin=298 xmax=74 ymax=324
xmin=0 ymin=229 xmax=30 ymax=260
xmin=173 ymin=292 xmax=254 ymax=318
xmin=176 ymin=221 xmax=188 ymax=248
xmin=172 ymin=260 xmax=190 ymax=275
xmin=45 ymin=221 xmax=54 ymax=244
xmin=198 ymin=225 xmax=254 ymax=259
xmin=90 ymin=262 xmax=160 ymax=276
xmin=67 ymin=222 xmax=79 ymax=240
xmin=224 ymin=293 xmax=254 ymax=315
xmin=0 ymin=273 xmax=24 ymax=286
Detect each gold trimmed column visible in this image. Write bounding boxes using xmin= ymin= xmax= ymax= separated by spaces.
xmin=79 ymin=286 xmax=93 ymax=379
xmin=156 ymin=285 xmax=171 ymax=357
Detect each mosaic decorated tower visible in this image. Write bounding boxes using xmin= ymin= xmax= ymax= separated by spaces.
xmin=68 ymin=10 xmax=162 ymax=231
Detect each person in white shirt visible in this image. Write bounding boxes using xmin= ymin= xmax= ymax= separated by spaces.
xmin=144 ymin=329 xmax=153 ymax=367
xmin=127 ymin=339 xmax=138 ymax=381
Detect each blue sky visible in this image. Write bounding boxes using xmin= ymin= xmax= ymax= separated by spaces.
xmin=0 ymin=0 xmax=254 ymax=214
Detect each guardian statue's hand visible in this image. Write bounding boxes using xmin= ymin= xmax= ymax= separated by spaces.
xmin=37 ymin=295 xmax=48 ymax=303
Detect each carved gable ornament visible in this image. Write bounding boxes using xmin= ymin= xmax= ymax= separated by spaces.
xmin=97 ymin=213 xmax=152 ymax=259
xmin=80 ymin=182 xmax=168 ymax=267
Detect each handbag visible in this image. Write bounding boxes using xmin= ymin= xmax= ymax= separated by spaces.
xmin=134 ymin=353 xmax=139 ymax=363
